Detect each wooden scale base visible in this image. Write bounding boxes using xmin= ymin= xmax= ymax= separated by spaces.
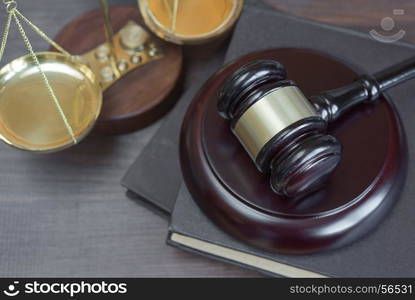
xmin=53 ymin=6 xmax=182 ymax=134
xmin=180 ymin=48 xmax=407 ymax=254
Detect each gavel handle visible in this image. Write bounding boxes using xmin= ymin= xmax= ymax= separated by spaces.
xmin=311 ymin=56 xmax=415 ymax=122
xmin=375 ymin=56 xmax=415 ymax=90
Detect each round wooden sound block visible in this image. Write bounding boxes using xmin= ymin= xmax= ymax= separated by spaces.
xmin=53 ymin=6 xmax=182 ymax=134
xmin=180 ymin=48 xmax=407 ymax=254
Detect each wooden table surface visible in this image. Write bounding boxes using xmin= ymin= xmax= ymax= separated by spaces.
xmin=265 ymin=0 xmax=415 ymax=43
xmin=0 ymin=0 xmax=413 ymax=277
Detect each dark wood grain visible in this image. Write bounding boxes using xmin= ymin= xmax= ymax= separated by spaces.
xmin=53 ymin=6 xmax=182 ymax=134
xmin=0 ymin=0 xmax=411 ymax=277
xmin=0 ymin=0 xmax=256 ymax=278
xmin=263 ymin=0 xmax=415 ymax=44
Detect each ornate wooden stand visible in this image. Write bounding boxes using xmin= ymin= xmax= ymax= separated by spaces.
xmin=53 ymin=6 xmax=182 ymax=134
xmin=180 ymin=48 xmax=407 ymax=254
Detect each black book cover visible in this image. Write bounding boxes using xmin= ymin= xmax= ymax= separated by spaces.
xmin=124 ymin=4 xmax=415 ymax=276
xmin=122 ymin=52 xmax=227 ymax=214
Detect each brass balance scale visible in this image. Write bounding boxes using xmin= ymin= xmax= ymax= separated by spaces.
xmin=0 ymin=0 xmax=164 ymax=152
xmin=0 ymin=0 xmax=243 ymax=153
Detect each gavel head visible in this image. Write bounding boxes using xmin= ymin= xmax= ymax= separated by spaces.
xmin=217 ymin=60 xmax=342 ymax=198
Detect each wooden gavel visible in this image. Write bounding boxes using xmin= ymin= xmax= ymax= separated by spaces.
xmin=217 ymin=57 xmax=415 ymax=198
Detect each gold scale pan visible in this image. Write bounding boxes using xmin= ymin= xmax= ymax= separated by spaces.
xmin=0 ymin=0 xmax=161 ymax=153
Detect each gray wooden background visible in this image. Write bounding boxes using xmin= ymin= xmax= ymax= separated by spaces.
xmin=1 ymin=0 xmax=412 ymax=277
xmin=0 ymin=0 xmax=257 ymax=277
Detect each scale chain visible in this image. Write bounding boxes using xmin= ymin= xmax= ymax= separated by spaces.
xmin=1 ymin=0 xmax=77 ymax=143
xmin=0 ymin=7 xmax=11 ymax=62
xmin=14 ymin=10 xmax=71 ymax=57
